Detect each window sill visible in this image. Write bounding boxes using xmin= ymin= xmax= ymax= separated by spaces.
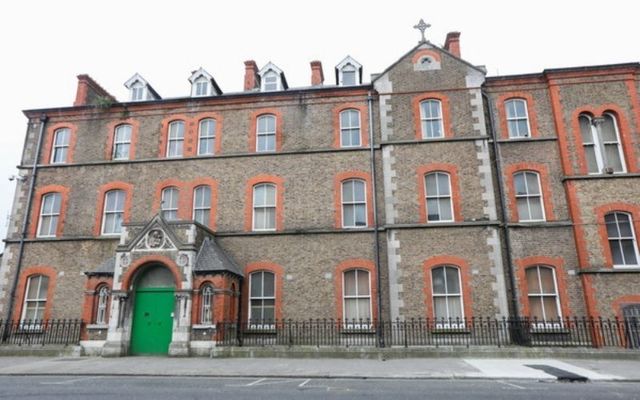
xmin=192 ymin=324 xmax=216 ymax=330
xmin=86 ymin=324 xmax=108 ymax=330
xmin=577 ymin=267 xmax=640 ymax=274
xmin=431 ymin=329 xmax=470 ymax=334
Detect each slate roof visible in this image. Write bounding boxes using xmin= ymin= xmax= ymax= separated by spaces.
xmin=194 ymin=237 xmax=243 ymax=277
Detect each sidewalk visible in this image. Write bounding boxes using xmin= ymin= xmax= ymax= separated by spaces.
xmin=0 ymin=356 xmax=639 ymax=381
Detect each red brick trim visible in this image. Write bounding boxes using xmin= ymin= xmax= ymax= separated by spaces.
xmin=248 ymin=108 xmax=283 ymax=153
xmin=80 ymin=277 xmax=113 ymax=339
xmin=28 ymin=185 xmax=70 ymax=238
xmin=412 ymin=93 xmax=453 ymax=140
xmin=191 ymin=275 xmax=227 ymax=325
xmin=503 ymin=163 xmax=555 ymax=222
xmin=547 ymin=82 xmax=573 ymax=175
xmin=242 ymin=262 xmax=284 ymax=322
xmin=496 ymin=92 xmax=539 ymax=139
xmin=422 ymin=256 xmax=473 ymax=320
xmin=121 ymin=255 xmax=182 ymax=291
xmin=193 ymin=112 xmax=224 ymax=156
xmin=416 ymin=164 xmax=462 ymax=223
xmin=594 ymin=203 xmax=640 ymax=269
xmin=514 ymin=256 xmax=571 ymax=319
xmin=333 ymin=171 xmax=374 ymax=229
xmin=159 ymin=115 xmax=190 ymax=158
xmin=41 ymin=123 xmax=78 ymax=164
xmin=332 ymin=103 xmax=370 ymax=149
xmin=186 ymin=177 xmax=218 ymax=230
xmin=105 ymin=119 xmax=140 ymax=160
xmin=334 ymin=259 xmax=378 ymax=321
xmin=570 ymin=106 xmax=636 ymax=174
xmin=13 ymin=266 xmax=57 ymax=322
xmin=411 ymin=49 xmax=442 ymax=64
xmin=613 ymin=295 xmax=640 ymax=320
xmin=244 ymin=175 xmax=285 ymax=232
xmin=152 ymin=179 xmax=188 ymax=220
xmin=93 ymin=181 xmax=134 ymax=236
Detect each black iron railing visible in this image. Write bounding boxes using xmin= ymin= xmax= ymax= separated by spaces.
xmin=0 ymin=319 xmax=83 ymax=346
xmin=216 ymin=317 xmax=640 ymax=349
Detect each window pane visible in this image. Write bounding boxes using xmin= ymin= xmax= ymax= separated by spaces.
xmin=265 ymin=207 xmax=276 ymax=229
xmin=437 ymin=173 xmax=450 ymax=196
xmin=194 ymin=209 xmax=210 ymax=226
xmin=447 ymin=296 xmax=463 ymax=319
xmin=432 ymin=268 xmax=445 ymax=294
xmin=356 ymin=270 xmax=370 ymax=296
xmin=438 ymin=198 xmax=452 ymax=221
xmin=579 ymin=116 xmax=593 ymax=143
xmin=517 ymin=198 xmax=530 ymax=221
xmin=250 ymin=273 xmax=262 ymax=297
xmin=38 ymin=217 xmax=52 ymax=237
xmin=357 ymin=299 xmax=371 ymax=319
xmin=513 ymin=100 xmax=526 ymax=117
xmin=265 ymin=185 xmax=276 ymax=205
xmin=508 ymin=121 xmax=519 ymax=137
xmin=344 ymin=270 xmax=356 ymax=296
xmin=352 ymin=181 xmax=365 ymax=202
xmin=427 ymin=120 xmax=442 ymax=138
xmin=26 ymin=277 xmax=42 ymax=299
xmin=342 ymin=181 xmax=354 ymax=202
xmin=195 ymin=186 xmax=211 ymax=208
xmin=427 ymin=198 xmax=440 ymax=221
xmin=529 ymin=297 xmax=544 ymax=320
xmin=506 ymin=100 xmax=516 ymax=119
xmin=525 ymin=173 xmax=540 ymax=195
xmin=538 ymin=267 xmax=555 ymax=294
xmin=605 ymin=213 xmax=619 ymax=237
xmin=517 ymin=120 xmax=530 ymax=137
xmin=445 ymin=267 xmax=460 ymax=294
xmin=529 ymin=198 xmax=544 ymax=220
xmin=584 ymin=146 xmax=599 ymax=173
xmin=425 ymin=174 xmax=437 ymax=195
xmin=250 ymin=304 xmax=263 ymax=320
xmin=604 ymin=144 xmax=623 ymax=172
xmin=434 ymin=297 xmax=447 ymax=320
xmin=262 ymin=304 xmax=275 ymax=321
xmin=610 ymin=240 xmax=624 ymax=265
xmin=253 ymin=185 xmax=265 ymax=206
xmin=514 ymin=173 xmax=526 ymax=195
xmin=601 ymin=115 xmax=617 ymax=141
xmin=342 ymin=70 xmax=356 ymax=86
xmin=253 ymin=208 xmax=265 ymax=230
xmin=263 ymin=272 xmax=275 ymax=297
xmin=621 ymin=240 xmax=638 ymax=265
xmin=526 ymin=268 xmax=540 ymax=294
xmin=343 ymin=204 xmax=354 ymax=227
xmin=617 ymin=214 xmax=633 ymax=237
xmin=542 ymin=297 xmax=559 ymax=320
xmin=354 ymin=204 xmax=366 ymax=226
xmin=344 ymin=298 xmax=358 ymax=320
xmin=169 ymin=122 xmax=184 ymax=139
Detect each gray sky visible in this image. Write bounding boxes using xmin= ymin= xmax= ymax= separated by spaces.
xmin=0 ymin=0 xmax=637 ymax=249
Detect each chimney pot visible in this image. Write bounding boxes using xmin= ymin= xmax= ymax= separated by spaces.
xmin=244 ymin=60 xmax=259 ymax=91
xmin=444 ymin=32 xmax=461 ymax=58
xmin=310 ymin=61 xmax=324 ymax=86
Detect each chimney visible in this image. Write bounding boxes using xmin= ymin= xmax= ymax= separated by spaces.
xmin=310 ymin=61 xmax=324 ymax=86
xmin=74 ymin=74 xmax=116 ymax=106
xmin=244 ymin=60 xmax=259 ymax=91
xmin=444 ymin=32 xmax=461 ymax=58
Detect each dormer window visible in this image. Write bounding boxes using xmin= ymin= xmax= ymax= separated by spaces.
xmin=124 ymin=73 xmax=161 ymax=102
xmin=258 ymin=62 xmax=287 ymax=93
xmin=335 ymin=56 xmax=362 ymax=86
xmin=131 ymin=82 xmax=145 ymax=101
xmin=341 ymin=65 xmax=356 ymax=86
xmin=263 ymin=71 xmax=278 ymax=91
xmin=189 ymin=68 xmax=221 ymax=97
xmin=194 ymin=77 xmax=209 ymax=96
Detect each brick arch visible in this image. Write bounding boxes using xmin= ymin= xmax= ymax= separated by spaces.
xmin=334 ymin=259 xmax=378 ymax=321
xmin=248 ymin=108 xmax=283 ymax=152
xmin=28 ymin=184 xmax=70 ymax=238
xmin=334 ymin=171 xmax=374 ymax=228
xmin=244 ymin=175 xmax=285 ymax=232
xmin=13 ymin=265 xmax=57 ymax=322
xmin=242 ymin=262 xmax=284 ymax=321
xmin=416 ymin=164 xmax=463 ymax=223
xmin=612 ymin=295 xmax=640 ymax=320
xmin=422 ymin=256 xmax=473 ymax=320
xmin=332 ymin=103 xmax=369 ymax=149
xmin=411 ymin=49 xmax=442 ymax=64
xmin=120 ymin=255 xmax=183 ymax=291
xmin=514 ymin=256 xmax=570 ymax=318
xmin=93 ymin=181 xmax=134 ymax=236
xmin=42 ymin=122 xmax=78 ymax=164
xmin=412 ymin=92 xmax=453 ymax=139
xmin=496 ymin=92 xmax=539 ymax=139
xmin=503 ymin=162 xmax=555 ymax=222
xmin=595 ymin=203 xmax=640 ymax=268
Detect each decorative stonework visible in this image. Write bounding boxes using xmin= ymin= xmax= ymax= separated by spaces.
xmin=177 ymin=253 xmax=189 ymax=267
xmin=132 ymin=227 xmax=176 ymax=252
xmin=147 ymin=229 xmax=164 ymax=248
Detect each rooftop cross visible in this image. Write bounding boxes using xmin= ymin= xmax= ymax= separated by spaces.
xmin=413 ymin=19 xmax=431 ymax=43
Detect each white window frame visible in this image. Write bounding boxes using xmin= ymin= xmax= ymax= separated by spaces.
xmin=256 ymin=115 xmax=276 ymax=152
xmin=342 ymin=269 xmax=372 ymax=328
xmin=341 ymin=179 xmax=367 ymax=228
xmin=130 ymin=82 xmax=145 ymax=101
xmin=526 ymin=265 xmax=563 ymax=329
xmin=579 ymin=113 xmax=626 ymax=174
xmin=606 ymin=212 xmax=640 ymax=268
xmin=340 ymin=64 xmax=357 ymax=86
xmin=37 ymin=192 xmax=61 ymax=238
xmin=339 ymin=109 xmax=361 ymax=148
xmin=252 ymin=183 xmax=277 ymax=231
xmin=424 ymin=172 xmax=454 ymax=223
xmin=200 ymin=284 xmax=214 ymax=325
xmin=50 ymin=128 xmax=70 ymax=164
xmin=194 ymin=76 xmax=210 ymax=97
xmin=161 ymin=187 xmax=179 ymax=221
xmin=192 ymin=185 xmax=211 ymax=226
xmin=420 ymin=99 xmax=444 ymax=139
xmin=20 ymin=275 xmax=49 ymax=324
xmin=166 ymin=121 xmax=185 ymax=158
xmin=101 ymin=190 xmax=125 ymax=236
xmin=248 ymin=271 xmax=276 ymax=325
xmin=505 ymin=98 xmax=531 ymax=138
xmin=513 ymin=171 xmax=546 ymax=222
xmin=261 ymin=70 xmax=280 ymax=92
xmin=197 ymin=119 xmax=216 ymax=156
xmin=431 ymin=266 xmax=465 ymax=329
xmin=95 ymin=286 xmax=110 ymax=325
xmin=112 ymin=124 xmax=132 ymax=160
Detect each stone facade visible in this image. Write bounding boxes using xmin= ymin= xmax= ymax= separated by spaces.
xmin=1 ymin=32 xmax=640 ymax=355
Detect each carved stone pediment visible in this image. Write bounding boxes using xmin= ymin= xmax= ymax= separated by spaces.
xmin=123 ymin=215 xmax=181 ymax=253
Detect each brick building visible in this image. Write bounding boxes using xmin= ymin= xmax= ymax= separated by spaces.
xmin=1 ymin=29 xmax=639 ymax=356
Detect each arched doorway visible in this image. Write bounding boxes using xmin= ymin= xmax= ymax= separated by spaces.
xmin=130 ymin=264 xmax=176 ymax=355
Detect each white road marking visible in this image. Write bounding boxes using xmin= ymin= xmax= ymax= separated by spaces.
xmin=40 ymin=377 xmax=97 ymax=385
xmin=498 ymin=380 xmax=526 ymax=390
xmin=298 ymin=378 xmax=311 ymax=387
xmin=246 ymin=378 xmax=266 ymax=386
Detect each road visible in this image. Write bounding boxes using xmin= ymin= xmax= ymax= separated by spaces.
xmin=0 ymin=376 xmax=638 ymax=399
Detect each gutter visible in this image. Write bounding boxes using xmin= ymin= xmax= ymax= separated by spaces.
xmin=4 ymin=114 xmax=47 ymax=325
xmin=367 ymin=91 xmax=384 ymax=347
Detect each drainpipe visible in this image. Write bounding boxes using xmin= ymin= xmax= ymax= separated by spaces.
xmin=481 ymin=91 xmax=519 ymax=321
xmin=4 ymin=114 xmax=48 ymax=327
xmin=367 ymin=91 xmax=384 ymax=347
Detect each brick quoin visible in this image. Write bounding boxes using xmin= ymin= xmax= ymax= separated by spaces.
xmin=422 ymin=256 xmax=473 ymax=321
xmin=334 ymin=259 xmax=378 ymax=322
xmin=594 ymin=202 xmax=640 ymax=268
xmin=416 ymin=164 xmax=463 ymax=223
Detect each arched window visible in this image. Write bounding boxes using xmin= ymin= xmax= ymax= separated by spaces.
xmin=161 ymin=187 xmax=179 ymax=221
xmin=166 ymin=121 xmax=185 ymax=157
xmin=342 ymin=269 xmax=371 ymax=324
xmin=513 ymin=171 xmax=545 ymax=221
xmin=37 ymin=192 xmax=61 ymax=237
xmin=249 ymin=271 xmax=275 ymax=322
xmin=578 ymin=113 xmax=625 ymax=174
xmin=21 ymin=275 xmax=49 ymax=323
xmin=193 ymin=185 xmax=211 ymax=226
xmin=419 ymin=100 xmax=443 ymax=139
xmin=431 ymin=266 xmax=463 ymax=324
xmin=340 ymin=109 xmax=361 ymax=147
xmin=112 ymin=124 xmax=132 ymax=160
xmin=424 ymin=172 xmax=453 ymax=222
xmin=525 ymin=265 xmax=561 ymax=323
xmin=605 ymin=212 xmax=639 ymax=267
xmin=51 ymin=128 xmax=70 ymax=164
xmin=341 ymin=179 xmax=367 ymax=228
xmin=95 ymin=285 xmax=110 ymax=325
xmin=256 ymin=115 xmax=276 ymax=152
xmin=505 ymin=99 xmax=530 ymax=138
xmin=200 ymin=284 xmax=214 ymax=324
xmin=253 ymin=183 xmax=276 ymax=231
xmin=198 ymin=119 xmax=216 ymax=156
xmin=101 ymin=190 xmax=125 ymax=235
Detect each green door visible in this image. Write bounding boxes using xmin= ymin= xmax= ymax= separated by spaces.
xmin=130 ymin=288 xmax=175 ymax=355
